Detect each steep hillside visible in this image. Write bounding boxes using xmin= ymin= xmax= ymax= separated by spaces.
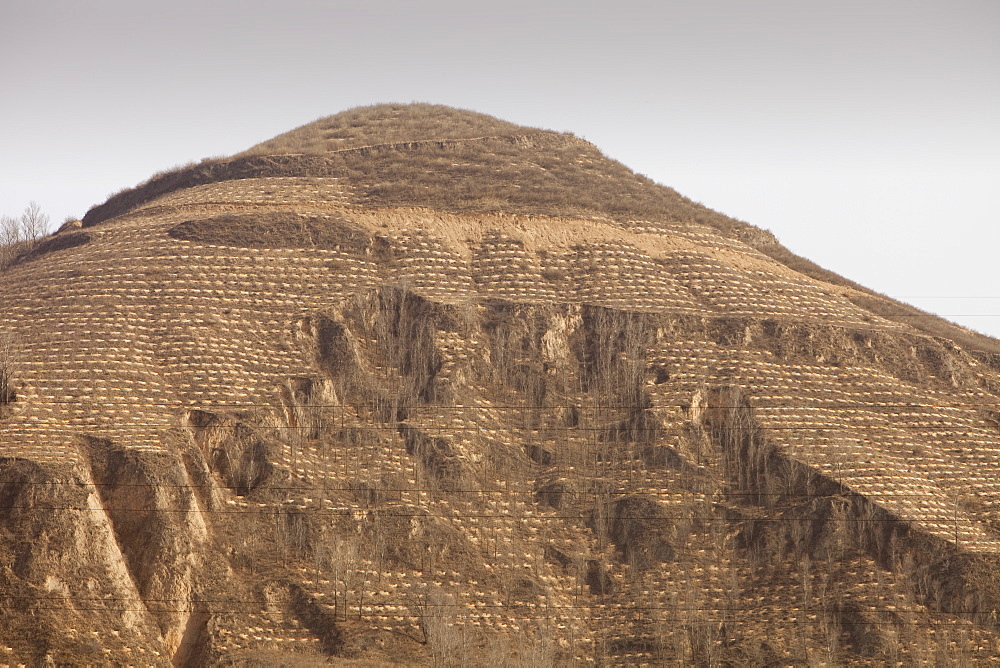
xmin=3 ymin=104 xmax=1000 ymax=665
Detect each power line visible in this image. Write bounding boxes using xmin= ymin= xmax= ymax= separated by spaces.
xmin=0 ymin=595 xmax=970 ymax=613
xmin=0 ymin=480 xmax=986 ymax=500
xmin=0 ymin=595 xmax=994 ymax=622
xmin=8 ymin=396 xmax=1000 ymax=414
xmin=0 ymin=505 xmax=982 ymax=523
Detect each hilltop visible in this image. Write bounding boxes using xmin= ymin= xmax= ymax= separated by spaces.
xmin=83 ymin=104 xmax=754 ymax=238
xmin=239 ymin=103 xmax=531 ymax=155
xmin=84 ymin=104 xmax=1000 ymax=354
xmin=3 ymin=104 xmax=1000 ymax=665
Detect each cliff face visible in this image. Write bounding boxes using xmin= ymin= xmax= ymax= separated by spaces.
xmin=3 ymin=104 xmax=1000 ymax=665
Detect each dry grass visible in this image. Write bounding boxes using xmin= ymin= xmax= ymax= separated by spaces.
xmin=78 ymin=104 xmax=1000 ymax=354
xmin=167 ymin=212 xmax=369 ymax=252
xmin=763 ymin=245 xmax=1000 ymax=353
xmin=239 ymin=103 xmax=530 ymax=156
xmin=83 ymin=110 xmax=755 ymax=241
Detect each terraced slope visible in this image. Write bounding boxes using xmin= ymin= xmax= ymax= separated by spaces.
xmin=3 ymin=104 xmax=1000 ymax=665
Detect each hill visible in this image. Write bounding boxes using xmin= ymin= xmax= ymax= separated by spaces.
xmin=3 ymin=104 xmax=1000 ymax=665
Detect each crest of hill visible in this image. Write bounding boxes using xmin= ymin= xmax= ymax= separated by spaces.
xmin=82 ymin=104 xmax=760 ymax=240
xmin=238 ymin=103 xmax=532 ymax=155
xmin=75 ymin=103 xmax=1000 ymax=353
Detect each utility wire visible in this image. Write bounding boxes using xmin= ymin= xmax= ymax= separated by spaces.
xmin=0 ymin=481 xmax=985 ymax=499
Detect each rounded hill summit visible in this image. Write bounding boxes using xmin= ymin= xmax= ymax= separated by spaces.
xmin=239 ymin=103 xmax=537 ymax=155
xmin=83 ymin=104 xmax=761 ymax=244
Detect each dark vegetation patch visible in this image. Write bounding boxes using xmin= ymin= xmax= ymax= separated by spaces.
xmin=833 ymin=601 xmax=885 ymax=656
xmin=602 ymin=408 xmax=662 ymax=443
xmin=348 ymin=134 xmax=742 ymax=232
xmin=307 ymin=288 xmax=447 ymax=415
xmin=592 ymin=495 xmax=677 ymax=569
xmin=525 ymin=443 xmax=554 ymax=465
xmin=365 ymin=505 xmax=485 ymax=576
xmin=481 ymin=300 xmax=551 ymax=406
xmin=534 ymin=478 xmax=576 ymax=510
xmin=639 ymin=444 xmax=690 ymax=470
xmin=184 ymin=409 xmax=283 ymax=497
xmin=727 ymin=317 xmax=985 ymax=389
xmin=543 ymin=544 xmax=573 ymax=569
xmin=401 ymin=427 xmax=473 ymax=491
xmin=347 ymin=477 xmax=400 ymax=507
xmin=0 ymin=238 xmax=33 ymax=271
xmin=574 ymin=306 xmax=654 ymax=406
xmin=585 ymin=559 xmax=616 ymax=595
xmin=11 ymin=231 xmax=90 ymax=265
xmin=168 ymin=213 xmax=369 ymax=252
xmin=288 ymin=583 xmax=345 ymax=655
xmin=608 ymin=635 xmax=658 ymax=655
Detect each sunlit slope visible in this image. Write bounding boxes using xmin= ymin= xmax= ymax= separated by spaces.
xmin=2 ymin=105 xmax=1000 ymax=664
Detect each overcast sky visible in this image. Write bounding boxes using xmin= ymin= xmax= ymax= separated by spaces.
xmin=2 ymin=0 xmax=997 ymax=336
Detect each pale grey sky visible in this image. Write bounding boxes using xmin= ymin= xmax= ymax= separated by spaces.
xmin=2 ymin=0 xmax=997 ymax=336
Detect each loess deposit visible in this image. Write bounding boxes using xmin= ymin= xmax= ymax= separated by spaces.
xmin=3 ymin=104 xmax=1000 ymax=665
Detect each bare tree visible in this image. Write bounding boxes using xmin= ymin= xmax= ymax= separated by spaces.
xmin=0 ymin=204 xmax=41 ymax=403
xmin=20 ymin=201 xmax=49 ymax=240
xmin=1 ymin=201 xmax=50 ymax=268
xmin=0 ymin=215 xmax=19 ymax=248
xmin=0 ymin=331 xmax=18 ymax=409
